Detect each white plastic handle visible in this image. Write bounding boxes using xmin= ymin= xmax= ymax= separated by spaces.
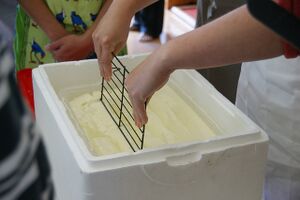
xmin=166 ymin=151 xmax=203 ymax=167
xmin=141 ymin=151 xmax=204 ymax=186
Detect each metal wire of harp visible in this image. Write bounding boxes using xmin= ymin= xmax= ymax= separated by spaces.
xmin=99 ymin=53 xmax=146 ymax=152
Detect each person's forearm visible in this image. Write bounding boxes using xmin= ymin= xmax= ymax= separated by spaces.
xmin=86 ymin=0 xmax=113 ymax=34
xmin=118 ymin=0 xmax=159 ymax=14
xmin=18 ymin=0 xmax=68 ymax=41
xmin=83 ymin=0 xmax=113 ymax=51
xmin=106 ymin=0 xmax=159 ymax=24
xmin=84 ymin=0 xmax=151 ymax=52
xmin=161 ymin=5 xmax=283 ymax=71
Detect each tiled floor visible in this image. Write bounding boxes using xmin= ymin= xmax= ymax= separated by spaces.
xmin=127 ymin=9 xmax=194 ymax=55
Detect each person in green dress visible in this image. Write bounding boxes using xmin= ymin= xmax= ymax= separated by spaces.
xmin=14 ymin=0 xmax=127 ymax=71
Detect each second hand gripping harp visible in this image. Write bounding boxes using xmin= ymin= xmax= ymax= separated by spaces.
xmin=99 ymin=54 xmax=146 ymax=152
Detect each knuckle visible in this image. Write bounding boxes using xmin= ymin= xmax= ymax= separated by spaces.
xmin=101 ymin=36 xmax=111 ymax=46
xmin=125 ymin=80 xmax=132 ymax=92
xmin=129 ymin=89 xmax=140 ymax=100
xmin=126 ymin=84 xmax=140 ymax=100
xmin=92 ymin=33 xmax=100 ymax=41
xmin=92 ymin=32 xmax=96 ymax=40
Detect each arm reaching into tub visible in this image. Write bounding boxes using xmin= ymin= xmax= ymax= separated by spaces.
xmin=92 ymin=0 xmax=159 ymax=80
xmin=92 ymin=2 xmax=284 ymax=127
xmin=125 ymin=5 xmax=283 ymax=128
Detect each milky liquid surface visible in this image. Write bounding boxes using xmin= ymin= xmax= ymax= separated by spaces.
xmin=69 ymin=85 xmax=216 ymax=156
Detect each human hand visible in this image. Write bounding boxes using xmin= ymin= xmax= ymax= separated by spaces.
xmin=45 ymin=34 xmax=93 ymax=62
xmin=92 ymin=2 xmax=133 ymax=81
xmin=125 ymin=48 xmax=174 ymax=128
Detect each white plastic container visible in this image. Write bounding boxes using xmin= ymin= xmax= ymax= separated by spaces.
xmin=33 ymin=54 xmax=268 ymax=200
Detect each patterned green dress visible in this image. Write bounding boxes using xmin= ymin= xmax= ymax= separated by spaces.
xmin=14 ymin=0 xmax=127 ymax=71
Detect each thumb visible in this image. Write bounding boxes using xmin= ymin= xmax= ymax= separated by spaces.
xmin=45 ymin=39 xmax=63 ymax=52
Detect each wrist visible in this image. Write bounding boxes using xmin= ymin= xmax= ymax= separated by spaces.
xmin=110 ymin=0 xmax=136 ymax=21
xmin=156 ymin=44 xmax=176 ymax=75
xmin=47 ymin=28 xmax=69 ymax=41
xmin=82 ymin=33 xmax=94 ymax=53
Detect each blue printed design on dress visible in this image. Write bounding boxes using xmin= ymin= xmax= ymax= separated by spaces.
xmin=90 ymin=13 xmax=97 ymax=22
xmin=30 ymin=40 xmax=45 ymax=64
xmin=56 ymin=10 xmax=66 ymax=27
xmin=71 ymin=11 xmax=87 ymax=32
